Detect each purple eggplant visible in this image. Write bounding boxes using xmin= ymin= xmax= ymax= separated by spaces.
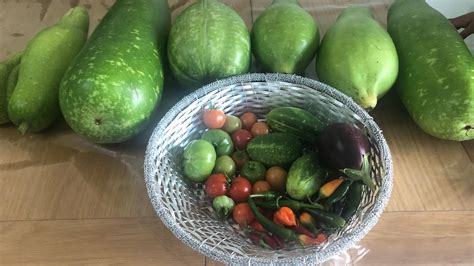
xmin=316 ymin=123 xmax=375 ymax=190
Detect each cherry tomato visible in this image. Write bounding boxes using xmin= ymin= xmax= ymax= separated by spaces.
xmin=252 ymin=180 xmax=271 ymax=194
xmin=250 ymin=122 xmax=269 ymax=137
xmin=222 ymin=115 xmax=242 ymax=134
xmin=240 ymin=112 xmax=258 ymax=130
xmin=228 ymin=176 xmax=252 ymax=203
xmin=205 ymin=173 xmax=228 ymax=198
xmin=203 ymin=109 xmax=226 ymax=129
xmin=265 ymin=166 xmax=288 ymax=191
xmin=233 ymin=203 xmax=255 ymax=226
xmin=231 ymin=129 xmax=253 ymax=150
xmin=231 ymin=150 xmax=250 ymax=169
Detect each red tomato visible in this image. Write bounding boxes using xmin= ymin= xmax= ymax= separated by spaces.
xmin=250 ymin=122 xmax=269 ymax=137
xmin=228 ymin=176 xmax=252 ymax=203
xmin=252 ymin=180 xmax=271 ymax=194
xmin=240 ymin=112 xmax=258 ymax=130
xmin=205 ymin=173 xmax=228 ymax=198
xmin=232 ymin=129 xmax=253 ymax=150
xmin=233 ymin=203 xmax=255 ymax=226
xmin=203 ymin=109 xmax=226 ymax=129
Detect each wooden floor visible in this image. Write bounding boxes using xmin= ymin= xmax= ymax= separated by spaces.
xmin=0 ymin=0 xmax=473 ymax=265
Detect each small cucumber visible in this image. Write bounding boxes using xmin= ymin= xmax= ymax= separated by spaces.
xmin=8 ymin=7 xmax=89 ymax=134
xmin=246 ymin=133 xmax=303 ymax=167
xmin=266 ymin=107 xmax=324 ymax=143
xmin=286 ymin=153 xmax=325 ymax=200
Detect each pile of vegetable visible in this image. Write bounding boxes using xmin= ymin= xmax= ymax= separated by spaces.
xmin=1 ymin=0 xmax=472 ymax=142
xmin=183 ymin=106 xmax=374 ymax=249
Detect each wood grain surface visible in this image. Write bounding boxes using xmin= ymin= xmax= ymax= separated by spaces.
xmin=0 ymin=0 xmax=472 ymax=265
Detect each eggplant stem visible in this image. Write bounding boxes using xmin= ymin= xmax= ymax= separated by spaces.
xmin=341 ymin=154 xmax=375 ymax=190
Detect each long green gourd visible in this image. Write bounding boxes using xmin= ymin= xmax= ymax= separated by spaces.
xmin=60 ymin=0 xmax=170 ymax=143
xmin=8 ymin=7 xmax=89 ymax=134
xmin=0 ymin=52 xmax=22 ymax=124
xmin=388 ymin=0 xmax=473 ymax=141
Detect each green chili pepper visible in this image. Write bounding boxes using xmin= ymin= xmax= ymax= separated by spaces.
xmin=341 ymin=181 xmax=364 ymax=221
xmin=324 ymin=179 xmax=352 ymax=210
xmin=330 ymin=200 xmax=345 ymax=216
xmin=255 ymin=198 xmax=323 ymax=211
xmin=303 ymin=208 xmax=346 ymax=228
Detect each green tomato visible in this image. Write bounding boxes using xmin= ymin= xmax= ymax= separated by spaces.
xmin=202 ymin=129 xmax=234 ymax=156
xmin=213 ymin=195 xmax=235 ymax=219
xmin=213 ymin=155 xmax=236 ymax=178
xmin=222 ymin=115 xmax=242 ymax=134
xmin=240 ymin=160 xmax=266 ymax=184
xmin=183 ymin=140 xmax=216 ymax=182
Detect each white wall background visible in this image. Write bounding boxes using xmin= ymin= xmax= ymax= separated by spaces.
xmin=427 ymin=0 xmax=474 ymax=52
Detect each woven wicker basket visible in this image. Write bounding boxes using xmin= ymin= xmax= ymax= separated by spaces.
xmin=144 ymin=73 xmax=393 ymax=265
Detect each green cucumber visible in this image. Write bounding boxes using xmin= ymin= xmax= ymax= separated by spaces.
xmin=388 ymin=0 xmax=473 ymax=141
xmin=316 ymin=7 xmax=399 ymax=109
xmin=286 ymin=153 xmax=325 ymax=200
xmin=266 ymin=107 xmax=324 ymax=143
xmin=251 ymin=0 xmax=319 ymax=73
xmin=60 ymin=0 xmax=171 ymax=143
xmin=168 ymin=0 xmax=251 ymax=87
xmin=0 ymin=52 xmax=23 ymax=124
xmin=8 ymin=7 xmax=89 ymax=134
xmin=246 ymin=133 xmax=302 ymax=167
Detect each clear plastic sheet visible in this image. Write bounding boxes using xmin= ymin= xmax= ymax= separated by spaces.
xmin=0 ymin=0 xmax=472 ymax=264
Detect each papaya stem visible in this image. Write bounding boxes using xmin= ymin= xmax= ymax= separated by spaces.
xmin=18 ymin=122 xmax=29 ymax=135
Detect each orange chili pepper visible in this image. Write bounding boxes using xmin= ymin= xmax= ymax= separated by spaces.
xmin=319 ymin=178 xmax=344 ymax=198
xmin=273 ymin=207 xmax=297 ymax=227
xmin=298 ymin=233 xmax=327 ymax=246
xmin=299 ymin=212 xmax=317 ymax=233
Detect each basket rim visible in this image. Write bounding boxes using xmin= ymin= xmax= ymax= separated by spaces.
xmin=144 ymin=73 xmax=393 ymax=265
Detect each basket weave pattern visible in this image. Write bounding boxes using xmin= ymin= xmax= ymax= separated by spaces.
xmin=144 ymin=73 xmax=393 ymax=265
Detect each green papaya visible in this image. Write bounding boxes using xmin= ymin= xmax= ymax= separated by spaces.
xmin=0 ymin=52 xmax=22 ymax=124
xmin=60 ymin=0 xmax=171 ymax=143
xmin=251 ymin=0 xmax=319 ymax=74
xmin=316 ymin=7 xmax=399 ymax=110
xmin=388 ymin=0 xmax=473 ymax=141
xmin=8 ymin=7 xmax=89 ymax=134
xmin=168 ymin=0 xmax=251 ymax=87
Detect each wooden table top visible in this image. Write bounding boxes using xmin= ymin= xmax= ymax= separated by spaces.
xmin=1 ymin=0 xmax=473 ymax=265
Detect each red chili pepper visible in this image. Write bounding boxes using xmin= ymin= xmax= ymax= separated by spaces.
xmin=273 ymin=207 xmax=297 ymax=227
xmin=248 ymin=231 xmax=284 ymax=250
xmin=293 ymin=224 xmax=316 ymax=238
xmin=249 ymin=221 xmax=266 ymax=232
